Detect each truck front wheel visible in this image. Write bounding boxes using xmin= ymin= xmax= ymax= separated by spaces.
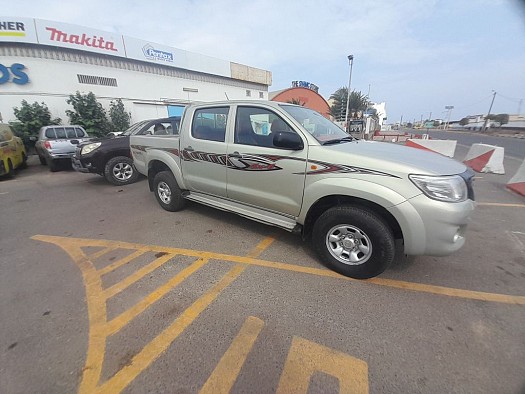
xmin=312 ymin=205 xmax=395 ymax=279
xmin=153 ymin=171 xmax=186 ymax=212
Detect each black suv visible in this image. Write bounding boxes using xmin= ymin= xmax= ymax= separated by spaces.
xmin=73 ymin=117 xmax=180 ymax=185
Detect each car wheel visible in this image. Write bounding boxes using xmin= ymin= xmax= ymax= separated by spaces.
xmin=6 ymin=159 xmax=14 ymax=178
xmin=46 ymin=157 xmax=59 ymax=172
xmin=38 ymin=154 xmax=46 ymax=165
xmin=312 ymin=205 xmax=396 ymax=279
xmin=104 ymin=156 xmax=139 ymax=186
xmin=153 ymin=171 xmax=186 ymax=212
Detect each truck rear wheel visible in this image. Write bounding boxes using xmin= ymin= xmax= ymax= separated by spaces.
xmin=153 ymin=171 xmax=186 ymax=212
xmin=312 ymin=205 xmax=395 ymax=279
xmin=46 ymin=157 xmax=59 ymax=172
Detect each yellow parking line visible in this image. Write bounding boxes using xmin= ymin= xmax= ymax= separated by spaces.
xmin=88 ymin=246 xmax=119 ymax=260
xmin=200 ymin=316 xmax=265 ymax=394
xmin=98 ymin=249 xmax=147 ymax=276
xmin=477 ymin=202 xmax=525 ymax=208
xmin=105 ymin=256 xmax=211 ymax=336
xmin=102 ymin=253 xmax=176 ymax=299
xmin=32 ymin=235 xmax=525 ymax=305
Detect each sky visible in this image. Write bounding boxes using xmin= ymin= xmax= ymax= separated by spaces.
xmin=5 ymin=0 xmax=525 ymax=123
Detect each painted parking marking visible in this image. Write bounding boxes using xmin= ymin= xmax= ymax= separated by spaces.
xmin=200 ymin=316 xmax=265 ymax=394
xmin=277 ymin=336 xmax=369 ymax=394
xmin=32 ymin=234 xmax=275 ymax=394
xmin=32 ymin=235 xmax=525 ymax=306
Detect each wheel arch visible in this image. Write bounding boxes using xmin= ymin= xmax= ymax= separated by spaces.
xmin=147 ymin=159 xmax=185 ymax=192
xmin=303 ymin=195 xmax=403 ymax=241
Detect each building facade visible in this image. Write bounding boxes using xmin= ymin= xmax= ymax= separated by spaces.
xmin=0 ymin=17 xmax=272 ymax=123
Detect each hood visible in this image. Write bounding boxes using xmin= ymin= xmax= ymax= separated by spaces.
xmin=78 ymin=135 xmax=129 ymax=147
xmin=312 ymin=140 xmax=467 ymax=176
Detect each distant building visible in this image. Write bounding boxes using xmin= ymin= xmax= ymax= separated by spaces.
xmin=270 ymin=84 xmax=330 ymax=118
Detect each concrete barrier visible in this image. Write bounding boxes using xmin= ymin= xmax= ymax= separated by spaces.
xmin=405 ymin=139 xmax=457 ymax=157
xmin=372 ymin=132 xmax=410 ymax=143
xmin=507 ymin=159 xmax=525 ymax=197
xmin=463 ymin=143 xmax=505 ymax=174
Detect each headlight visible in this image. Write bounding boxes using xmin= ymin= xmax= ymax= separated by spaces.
xmin=81 ymin=142 xmax=101 ymax=155
xmin=409 ymin=174 xmax=468 ymax=202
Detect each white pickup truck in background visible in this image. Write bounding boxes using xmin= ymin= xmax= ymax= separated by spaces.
xmin=130 ymin=101 xmax=475 ymax=279
xmin=35 ymin=125 xmax=90 ymax=172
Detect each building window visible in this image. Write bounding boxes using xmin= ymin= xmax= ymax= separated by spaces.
xmin=77 ymin=74 xmax=118 ymax=87
xmin=246 ymin=90 xmax=251 ymax=97
xmin=259 ymin=92 xmax=264 ymax=99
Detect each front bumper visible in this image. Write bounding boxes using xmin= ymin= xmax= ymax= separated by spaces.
xmin=389 ymin=194 xmax=476 ymax=256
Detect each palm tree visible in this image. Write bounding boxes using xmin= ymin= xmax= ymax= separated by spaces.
xmin=329 ymin=87 xmax=369 ymax=121
xmin=287 ymin=98 xmax=306 ymax=106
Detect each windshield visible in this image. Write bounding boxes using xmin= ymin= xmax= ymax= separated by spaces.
xmin=280 ymin=104 xmax=349 ymax=143
xmin=122 ymin=120 xmax=150 ymax=136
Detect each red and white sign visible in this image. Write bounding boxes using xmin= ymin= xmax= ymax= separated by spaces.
xmin=34 ymin=19 xmax=125 ymax=56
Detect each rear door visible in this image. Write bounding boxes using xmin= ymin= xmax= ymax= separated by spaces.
xmin=225 ymin=105 xmax=308 ymax=216
xmin=180 ymin=106 xmax=230 ymax=197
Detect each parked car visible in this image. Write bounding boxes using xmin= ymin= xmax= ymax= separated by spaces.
xmin=0 ymin=124 xmax=27 ymax=177
xmin=130 ymin=101 xmax=476 ymax=279
xmin=73 ymin=118 xmax=181 ymax=185
xmin=35 ymin=125 xmax=90 ymax=172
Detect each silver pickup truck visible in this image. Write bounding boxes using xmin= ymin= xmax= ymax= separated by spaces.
xmin=130 ymin=101 xmax=475 ymax=279
xmin=35 ymin=125 xmax=90 ymax=171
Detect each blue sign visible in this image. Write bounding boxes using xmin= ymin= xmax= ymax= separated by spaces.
xmin=142 ymin=44 xmax=174 ymax=62
xmin=291 ymin=80 xmax=319 ymax=93
xmin=0 ymin=63 xmax=29 ymax=85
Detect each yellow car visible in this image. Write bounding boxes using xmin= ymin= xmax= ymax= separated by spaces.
xmin=0 ymin=124 xmax=27 ymax=177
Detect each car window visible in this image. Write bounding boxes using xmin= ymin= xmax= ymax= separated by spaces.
xmin=75 ymin=128 xmax=86 ymax=138
xmin=55 ymin=127 xmax=66 ymax=139
xmin=65 ymin=127 xmax=76 ymax=138
xmin=141 ymin=121 xmax=177 ymax=136
xmin=45 ymin=129 xmax=56 ymax=139
xmin=235 ymin=106 xmax=294 ymax=148
xmin=192 ymin=107 xmax=228 ymax=142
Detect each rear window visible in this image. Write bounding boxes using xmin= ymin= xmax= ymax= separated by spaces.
xmin=65 ymin=127 xmax=76 ymax=138
xmin=45 ymin=129 xmax=56 ymax=139
xmin=75 ymin=128 xmax=86 ymax=138
xmin=55 ymin=127 xmax=66 ymax=138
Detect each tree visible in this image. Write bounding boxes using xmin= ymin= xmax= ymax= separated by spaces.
xmin=10 ymin=100 xmax=61 ymax=149
xmin=109 ymin=98 xmax=131 ymax=132
xmin=487 ymin=113 xmax=509 ymax=127
xmin=66 ymin=91 xmax=109 ymax=137
xmin=287 ymin=98 xmax=306 ymax=106
xmin=329 ymin=87 xmax=369 ymax=121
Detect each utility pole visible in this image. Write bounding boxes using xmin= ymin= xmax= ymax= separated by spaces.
xmin=344 ymin=55 xmax=354 ymax=132
xmin=518 ymin=99 xmax=523 ymax=115
xmin=482 ymin=91 xmax=497 ymax=132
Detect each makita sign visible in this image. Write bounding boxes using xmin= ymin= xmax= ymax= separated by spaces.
xmin=35 ymin=19 xmax=125 ymax=55
xmin=142 ymin=44 xmax=173 ymax=62
xmin=45 ymin=27 xmax=118 ymax=51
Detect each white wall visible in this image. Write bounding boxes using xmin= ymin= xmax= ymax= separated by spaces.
xmin=0 ymin=55 xmax=268 ymax=123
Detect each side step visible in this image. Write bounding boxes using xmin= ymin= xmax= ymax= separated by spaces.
xmin=184 ymin=192 xmax=298 ymax=232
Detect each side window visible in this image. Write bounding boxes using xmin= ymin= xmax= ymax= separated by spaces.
xmin=65 ymin=127 xmax=76 ymax=138
xmin=192 ymin=107 xmax=228 ymax=142
xmin=141 ymin=121 xmax=176 ymax=136
xmin=55 ymin=127 xmax=67 ymax=139
xmin=235 ymin=106 xmax=294 ymax=148
xmin=75 ymin=128 xmax=86 ymax=138
xmin=45 ymin=129 xmax=57 ymax=139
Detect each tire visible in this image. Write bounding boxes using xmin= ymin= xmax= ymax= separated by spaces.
xmin=104 ymin=156 xmax=139 ymax=186
xmin=38 ymin=154 xmax=46 ymax=165
xmin=312 ymin=205 xmax=396 ymax=279
xmin=6 ymin=159 xmax=14 ymax=178
xmin=46 ymin=157 xmax=59 ymax=172
xmin=153 ymin=171 xmax=186 ymax=212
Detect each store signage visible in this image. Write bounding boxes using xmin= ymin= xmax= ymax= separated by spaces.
xmin=44 ymin=27 xmax=118 ymax=52
xmin=0 ymin=63 xmax=29 ymax=85
xmin=142 ymin=44 xmax=173 ymax=62
xmin=291 ymin=80 xmax=319 ymax=93
xmin=34 ymin=19 xmax=125 ymax=55
xmin=0 ymin=17 xmax=38 ymax=43
xmin=0 ymin=21 xmax=26 ymax=37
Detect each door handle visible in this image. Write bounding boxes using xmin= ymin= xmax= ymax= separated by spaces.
xmin=185 ymin=146 xmax=194 ymax=152
xmin=229 ymin=151 xmax=242 ymax=158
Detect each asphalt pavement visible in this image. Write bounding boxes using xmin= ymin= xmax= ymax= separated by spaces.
xmin=1 ymin=148 xmax=524 ymax=394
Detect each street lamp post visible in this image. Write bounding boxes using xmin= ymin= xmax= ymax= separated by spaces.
xmin=344 ymin=54 xmax=354 ymax=133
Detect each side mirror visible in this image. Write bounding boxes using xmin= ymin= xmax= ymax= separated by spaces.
xmin=273 ymin=131 xmax=304 ymax=150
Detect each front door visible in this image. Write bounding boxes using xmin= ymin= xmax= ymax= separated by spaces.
xmin=226 ymin=106 xmax=307 ymax=217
